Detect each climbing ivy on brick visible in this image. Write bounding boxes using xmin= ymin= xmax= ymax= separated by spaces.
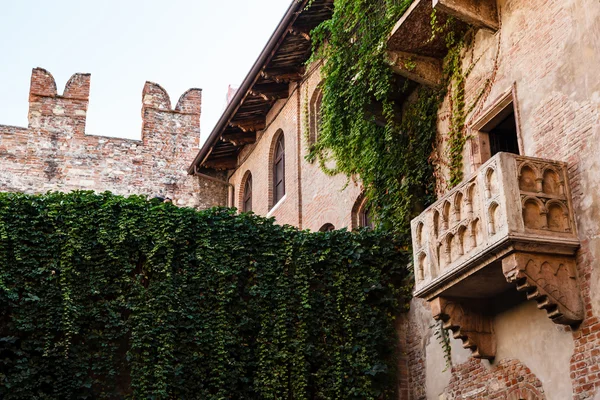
xmin=0 ymin=191 xmax=410 ymax=399
xmin=306 ymin=0 xmax=438 ymax=235
xmin=307 ymin=0 xmax=475 ymax=233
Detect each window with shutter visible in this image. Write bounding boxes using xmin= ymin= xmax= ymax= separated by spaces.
xmin=243 ymin=174 xmax=252 ymax=212
xmin=273 ymin=135 xmax=285 ymax=205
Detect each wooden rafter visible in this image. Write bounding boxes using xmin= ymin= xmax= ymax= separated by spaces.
xmin=229 ymin=118 xmax=266 ymax=133
xmin=288 ymin=28 xmax=311 ymax=41
xmin=203 ymin=156 xmax=237 ymax=170
xmin=261 ymin=68 xmax=305 ymax=83
xmin=249 ymin=83 xmax=289 ymax=102
xmin=222 ymin=131 xmax=257 ymax=146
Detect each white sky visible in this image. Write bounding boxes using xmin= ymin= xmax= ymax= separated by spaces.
xmin=0 ymin=0 xmax=291 ymax=142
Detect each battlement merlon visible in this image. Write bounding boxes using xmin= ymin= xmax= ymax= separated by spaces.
xmin=28 ymin=68 xmax=90 ymax=135
xmin=24 ymin=67 xmax=202 ymax=140
xmin=141 ymin=82 xmax=202 ymax=145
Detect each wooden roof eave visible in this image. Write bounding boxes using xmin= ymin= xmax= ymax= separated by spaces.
xmin=189 ymin=0 xmax=318 ymax=174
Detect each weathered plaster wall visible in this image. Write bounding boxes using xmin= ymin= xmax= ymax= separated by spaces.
xmin=493 ymin=301 xmax=574 ymax=399
xmin=406 ymin=0 xmax=600 ymax=398
xmin=0 ymin=68 xmax=227 ymax=208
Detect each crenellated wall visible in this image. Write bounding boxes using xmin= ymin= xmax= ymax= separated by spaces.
xmin=0 ymin=68 xmax=228 ymax=208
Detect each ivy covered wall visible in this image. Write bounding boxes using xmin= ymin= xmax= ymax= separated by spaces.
xmin=307 ymin=0 xmax=439 ymax=235
xmin=0 ymin=191 xmax=409 ymax=399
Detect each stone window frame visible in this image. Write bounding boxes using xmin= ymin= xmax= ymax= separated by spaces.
xmin=469 ymin=84 xmax=524 ymax=171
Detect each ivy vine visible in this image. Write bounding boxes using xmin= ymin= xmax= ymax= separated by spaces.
xmin=306 ymin=0 xmax=497 ymax=227
xmin=307 ymin=0 xmax=439 ymax=235
xmin=0 ymin=191 xmax=410 ymax=399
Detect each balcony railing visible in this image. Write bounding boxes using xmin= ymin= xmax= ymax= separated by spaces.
xmin=410 ymin=152 xmax=583 ymax=359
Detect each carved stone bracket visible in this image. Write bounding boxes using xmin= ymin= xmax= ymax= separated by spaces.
xmin=430 ymin=297 xmax=496 ymax=359
xmin=502 ymin=252 xmax=583 ymax=325
xmin=433 ymin=0 xmax=499 ymax=32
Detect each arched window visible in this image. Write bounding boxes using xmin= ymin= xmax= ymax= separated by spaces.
xmin=359 ymin=205 xmax=374 ymax=229
xmin=243 ymin=173 xmax=252 ymax=212
xmin=273 ymin=134 xmax=285 ymax=205
xmin=319 ymin=223 xmax=335 ymax=232
xmin=309 ymin=88 xmax=323 ymax=144
xmin=352 ymin=194 xmax=375 ymax=230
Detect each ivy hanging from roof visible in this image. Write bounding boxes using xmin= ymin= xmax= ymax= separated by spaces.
xmin=307 ymin=0 xmax=478 ymax=234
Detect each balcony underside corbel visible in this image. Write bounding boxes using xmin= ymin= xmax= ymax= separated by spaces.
xmin=502 ymin=252 xmax=584 ymax=325
xmin=430 ymin=297 xmax=496 ymax=360
xmin=433 ymin=0 xmax=499 ymax=32
xmin=386 ymin=51 xmax=442 ymax=87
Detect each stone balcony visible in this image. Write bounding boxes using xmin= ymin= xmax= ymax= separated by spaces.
xmin=410 ymin=152 xmax=583 ymax=359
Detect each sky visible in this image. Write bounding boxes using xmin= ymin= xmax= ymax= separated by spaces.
xmin=0 ymin=0 xmax=291 ymax=142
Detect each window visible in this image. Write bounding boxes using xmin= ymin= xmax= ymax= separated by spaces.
xmin=359 ymin=205 xmax=374 ymax=229
xmin=319 ymin=223 xmax=335 ymax=232
xmin=243 ymin=173 xmax=252 ymax=212
xmin=309 ymin=88 xmax=323 ymax=144
xmin=470 ymin=88 xmax=522 ymax=169
xmin=487 ymin=110 xmax=519 ymax=156
xmin=352 ymin=194 xmax=375 ymax=229
xmin=273 ymin=134 xmax=285 ymax=205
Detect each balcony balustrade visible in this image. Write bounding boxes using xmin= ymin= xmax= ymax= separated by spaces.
xmin=410 ymin=152 xmax=583 ymax=359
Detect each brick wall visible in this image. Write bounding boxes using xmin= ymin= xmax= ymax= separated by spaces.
xmin=406 ymin=0 xmax=600 ymax=398
xmin=445 ymin=359 xmax=545 ymax=399
xmin=228 ymin=65 xmax=363 ymax=231
xmin=229 ymin=82 xmax=302 ymax=227
xmin=0 ymin=68 xmax=227 ymax=208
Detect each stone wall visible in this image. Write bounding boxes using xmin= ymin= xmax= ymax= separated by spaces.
xmin=0 ymin=68 xmax=228 ymax=208
xmin=405 ymin=0 xmax=600 ymax=398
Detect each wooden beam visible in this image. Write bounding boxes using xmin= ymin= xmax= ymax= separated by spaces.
xmin=249 ymin=90 xmax=274 ymax=102
xmin=288 ymin=28 xmax=311 ymax=41
xmin=222 ymin=131 xmax=257 ymax=146
xmin=204 ymin=156 xmax=237 ymax=170
xmin=229 ymin=118 xmax=266 ymax=133
xmin=249 ymin=83 xmax=289 ymax=102
xmin=386 ymin=51 xmax=442 ymax=87
xmin=261 ymin=68 xmax=305 ymax=83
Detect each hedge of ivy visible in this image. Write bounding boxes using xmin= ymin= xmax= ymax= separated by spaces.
xmin=0 ymin=191 xmax=410 ymax=399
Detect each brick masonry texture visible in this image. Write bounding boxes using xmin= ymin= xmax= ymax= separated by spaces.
xmin=0 ymin=68 xmax=227 ymax=208
xmin=228 ymin=64 xmax=363 ymax=231
xmin=445 ymin=359 xmax=546 ymax=399
xmin=404 ymin=0 xmax=600 ymax=398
